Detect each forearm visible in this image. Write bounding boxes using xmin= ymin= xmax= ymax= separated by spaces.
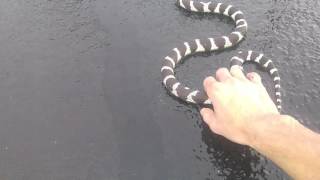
xmin=248 ymin=115 xmax=320 ymax=180
xmin=201 ymin=68 xmax=320 ymax=179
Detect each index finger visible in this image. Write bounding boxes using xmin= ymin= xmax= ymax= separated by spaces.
xmin=203 ymin=76 xmax=221 ymax=100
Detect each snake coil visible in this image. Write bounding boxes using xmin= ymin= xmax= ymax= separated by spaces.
xmin=161 ymin=0 xmax=282 ymax=111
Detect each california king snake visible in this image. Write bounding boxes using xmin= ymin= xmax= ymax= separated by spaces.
xmin=161 ymin=0 xmax=282 ymax=111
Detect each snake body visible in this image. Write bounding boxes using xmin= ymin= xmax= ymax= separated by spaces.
xmin=161 ymin=0 xmax=282 ymax=111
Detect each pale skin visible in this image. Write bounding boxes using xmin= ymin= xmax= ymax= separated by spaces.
xmin=200 ymin=66 xmax=320 ymax=180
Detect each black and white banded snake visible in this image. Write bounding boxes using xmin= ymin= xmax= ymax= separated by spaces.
xmin=161 ymin=0 xmax=282 ymax=111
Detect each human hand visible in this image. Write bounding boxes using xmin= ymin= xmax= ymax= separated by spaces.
xmin=200 ymin=66 xmax=280 ymax=145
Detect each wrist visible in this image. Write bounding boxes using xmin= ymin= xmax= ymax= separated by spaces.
xmin=245 ymin=114 xmax=296 ymax=149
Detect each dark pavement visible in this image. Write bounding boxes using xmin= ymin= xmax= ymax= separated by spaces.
xmin=0 ymin=0 xmax=319 ymax=179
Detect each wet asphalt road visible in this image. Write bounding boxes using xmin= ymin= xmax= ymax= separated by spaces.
xmin=0 ymin=0 xmax=319 ymax=179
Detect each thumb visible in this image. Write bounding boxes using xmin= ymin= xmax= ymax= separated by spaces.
xmin=200 ymin=108 xmax=219 ymax=133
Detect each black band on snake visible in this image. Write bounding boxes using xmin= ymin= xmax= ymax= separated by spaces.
xmin=161 ymin=0 xmax=282 ymax=111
